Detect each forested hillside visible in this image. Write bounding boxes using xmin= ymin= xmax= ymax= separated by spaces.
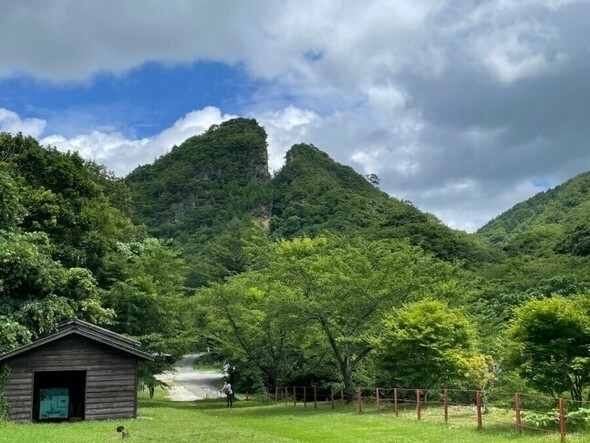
xmin=0 ymin=133 xmax=196 ymax=389
xmin=478 ymin=171 xmax=590 ymax=257
xmin=271 ymin=143 xmax=496 ymax=266
xmin=125 ymin=118 xmax=271 ymax=286
xmin=127 ymin=124 xmax=497 ymax=279
xmin=1 ymin=122 xmax=589 ymax=409
xmin=475 ymin=172 xmax=590 ymax=298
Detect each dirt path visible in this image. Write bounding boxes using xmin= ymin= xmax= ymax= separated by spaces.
xmin=155 ymin=354 xmax=225 ymax=401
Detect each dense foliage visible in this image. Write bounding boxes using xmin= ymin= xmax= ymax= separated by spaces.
xmin=1 ymin=119 xmax=589 ymax=405
xmin=271 ymin=143 xmax=497 ymax=266
xmin=0 ymin=133 xmax=193 ymax=385
xmin=192 ymin=235 xmax=474 ymax=395
xmin=478 ymin=172 xmax=590 ymax=258
xmin=507 ymin=296 xmax=590 ymax=401
xmin=125 ymin=119 xmax=272 ymax=287
xmin=374 ymin=299 xmax=491 ymax=390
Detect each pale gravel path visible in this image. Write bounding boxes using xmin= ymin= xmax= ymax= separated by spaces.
xmin=155 ymin=354 xmax=225 ymax=401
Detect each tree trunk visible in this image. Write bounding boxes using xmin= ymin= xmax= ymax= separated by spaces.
xmin=341 ymin=361 xmax=355 ymax=403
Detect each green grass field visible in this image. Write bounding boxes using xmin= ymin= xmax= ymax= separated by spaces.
xmin=0 ymin=391 xmax=588 ymax=443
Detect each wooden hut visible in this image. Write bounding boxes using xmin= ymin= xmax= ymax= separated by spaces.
xmin=0 ymin=319 xmax=153 ymax=422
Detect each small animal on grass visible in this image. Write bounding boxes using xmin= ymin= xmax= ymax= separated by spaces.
xmin=116 ymin=425 xmax=130 ymax=438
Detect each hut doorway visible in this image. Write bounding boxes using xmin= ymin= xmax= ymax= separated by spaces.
xmin=32 ymin=370 xmax=86 ymax=421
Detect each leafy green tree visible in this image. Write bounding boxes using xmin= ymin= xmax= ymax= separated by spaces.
xmin=257 ymin=235 xmax=471 ymax=396
xmin=507 ymin=296 xmax=590 ymax=401
xmin=102 ymin=239 xmax=193 ymax=385
xmin=374 ymin=299 xmax=487 ymax=389
xmin=0 ymin=172 xmax=24 ymax=230
xmin=191 ymin=273 xmax=319 ymax=390
xmin=0 ymin=228 xmax=114 ymax=341
xmin=1 ymin=132 xmax=140 ymax=282
xmin=187 ymin=217 xmax=268 ymax=287
xmin=0 ymin=317 xmax=31 ymax=354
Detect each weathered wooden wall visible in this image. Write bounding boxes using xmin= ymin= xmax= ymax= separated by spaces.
xmin=3 ymin=335 xmax=138 ymax=422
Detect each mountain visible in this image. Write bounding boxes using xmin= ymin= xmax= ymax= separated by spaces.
xmin=477 ymin=171 xmax=590 ymax=257
xmin=125 ymin=118 xmax=272 ymax=286
xmin=125 ymin=118 xmax=272 ymax=238
xmin=271 ymin=143 xmax=495 ymax=264
xmin=125 ymin=119 xmax=496 ymax=285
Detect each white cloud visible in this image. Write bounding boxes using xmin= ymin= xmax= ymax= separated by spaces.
xmin=41 ymin=107 xmax=236 ymax=176
xmin=475 ymin=23 xmax=566 ymax=83
xmin=256 ymin=106 xmax=322 ymax=171
xmin=0 ymin=108 xmax=46 ymax=138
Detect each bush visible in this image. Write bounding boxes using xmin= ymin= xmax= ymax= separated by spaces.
xmin=0 ymin=365 xmax=11 ymax=421
xmin=522 ymin=407 xmax=590 ymax=431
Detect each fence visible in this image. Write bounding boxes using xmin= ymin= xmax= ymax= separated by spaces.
xmin=254 ymin=386 xmax=589 ymax=442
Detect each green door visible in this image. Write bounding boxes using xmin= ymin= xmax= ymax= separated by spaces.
xmin=39 ymin=388 xmax=69 ymax=419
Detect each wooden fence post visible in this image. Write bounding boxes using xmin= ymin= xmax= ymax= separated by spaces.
xmin=340 ymin=387 xmax=344 ymax=405
xmin=393 ymin=388 xmax=398 ymax=416
xmin=443 ymin=389 xmax=448 ymax=423
xmin=476 ymin=390 xmax=483 ymax=430
xmin=293 ymin=386 xmax=297 ymax=406
xmin=416 ymin=389 xmax=421 ymax=420
xmin=559 ymin=397 xmax=566 ymax=443
xmin=515 ymin=392 xmax=522 ymax=435
xmin=284 ymin=387 xmax=288 ymax=404
xmin=357 ymin=387 xmax=362 ymax=413
xmin=275 ymin=386 xmax=278 ymax=402
xmin=303 ymin=386 xmax=307 ymax=408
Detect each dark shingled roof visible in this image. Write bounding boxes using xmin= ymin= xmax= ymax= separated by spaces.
xmin=0 ymin=319 xmax=154 ymax=362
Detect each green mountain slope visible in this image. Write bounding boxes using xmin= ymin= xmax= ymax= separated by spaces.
xmin=477 ymin=171 xmax=590 ymax=257
xmin=125 ymin=118 xmax=272 ymax=237
xmin=125 ymin=118 xmax=272 ymax=286
xmin=271 ymin=143 xmax=495 ymax=265
xmin=125 ymin=119 xmax=501 ymax=287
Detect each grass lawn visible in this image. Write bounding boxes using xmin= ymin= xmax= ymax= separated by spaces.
xmin=0 ymin=391 xmax=588 ymax=443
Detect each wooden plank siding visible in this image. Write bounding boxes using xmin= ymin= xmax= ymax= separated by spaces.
xmin=3 ymin=335 xmax=140 ymax=422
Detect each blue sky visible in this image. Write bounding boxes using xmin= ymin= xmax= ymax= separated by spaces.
xmin=2 ymin=0 xmax=590 ymax=232
xmin=0 ymin=61 xmax=258 ymax=137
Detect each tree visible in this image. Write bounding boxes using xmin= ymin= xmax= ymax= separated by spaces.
xmin=365 ymin=173 xmax=380 ymax=188
xmin=374 ymin=299 xmax=487 ymax=390
xmin=0 ymin=228 xmax=114 ymax=343
xmin=191 ymin=273 xmax=318 ymax=391
xmin=1 ymin=133 xmax=140 ymax=282
xmin=102 ymin=239 xmax=193 ymax=386
xmin=507 ymin=295 xmax=590 ymax=401
xmin=257 ymin=235 xmax=471 ymax=397
xmin=188 ymin=217 xmax=268 ymax=287
xmin=0 ymin=172 xmax=24 ymax=230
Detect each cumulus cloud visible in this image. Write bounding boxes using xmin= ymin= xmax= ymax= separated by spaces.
xmin=257 ymin=106 xmax=323 ymax=171
xmin=42 ymin=107 xmax=236 ymax=176
xmin=0 ymin=108 xmax=46 ymax=138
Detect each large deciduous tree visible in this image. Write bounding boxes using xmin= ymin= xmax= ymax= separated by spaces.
xmin=267 ymin=236 xmax=471 ymax=396
xmin=507 ymin=295 xmax=590 ymax=401
xmin=374 ymin=299 xmax=491 ymax=390
xmin=191 ymin=274 xmax=319 ymax=390
xmin=197 ymin=235 xmax=472 ymax=395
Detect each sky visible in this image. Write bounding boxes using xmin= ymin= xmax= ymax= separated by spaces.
xmin=1 ymin=0 xmax=589 ymax=232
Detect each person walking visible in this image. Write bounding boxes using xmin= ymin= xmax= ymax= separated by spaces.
xmin=221 ymin=381 xmax=233 ymax=407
